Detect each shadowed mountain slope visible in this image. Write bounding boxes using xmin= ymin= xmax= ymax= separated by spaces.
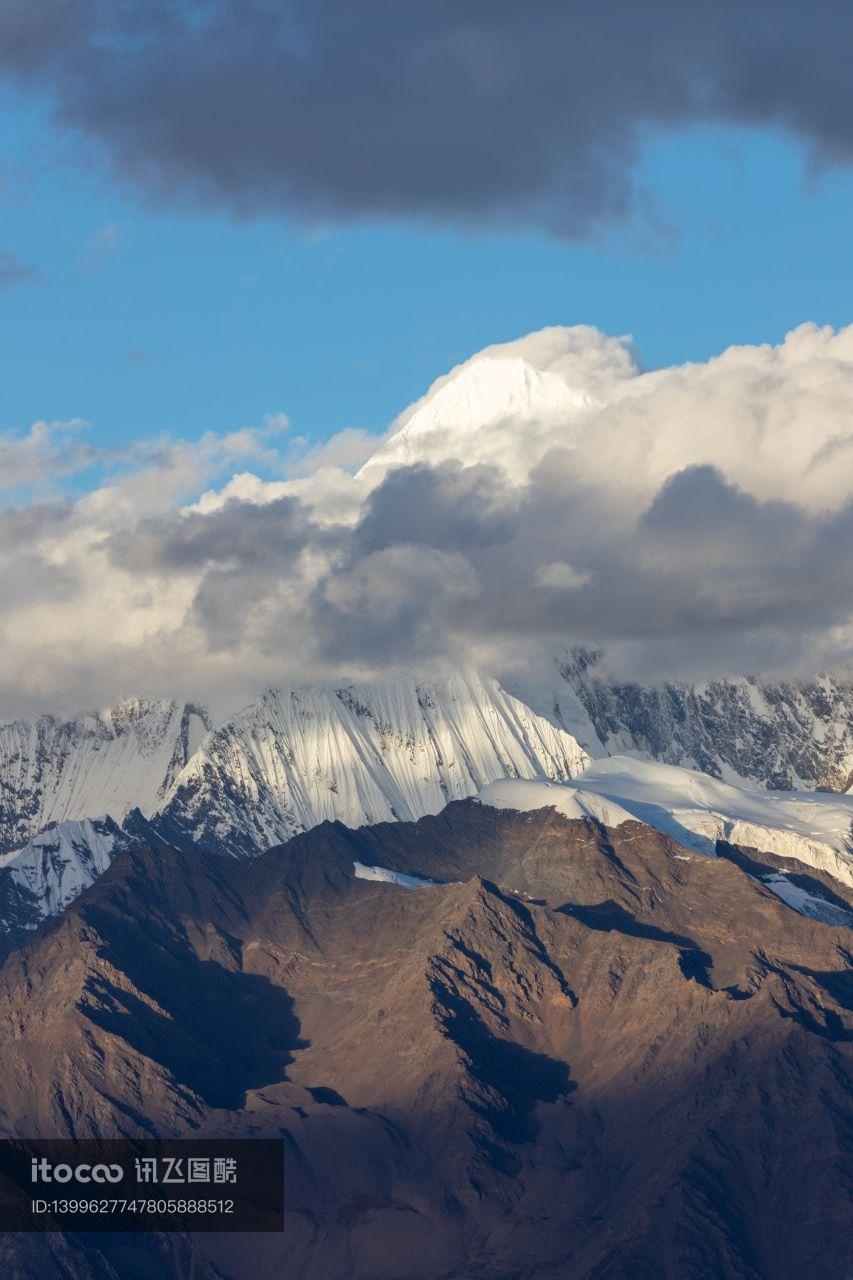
xmin=0 ymin=802 xmax=850 ymax=1279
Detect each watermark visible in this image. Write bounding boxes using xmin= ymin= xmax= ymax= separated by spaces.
xmin=0 ymin=1138 xmax=284 ymax=1232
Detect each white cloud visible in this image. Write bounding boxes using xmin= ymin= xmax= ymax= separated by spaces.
xmin=6 ymin=321 xmax=853 ymax=716
xmin=569 ymin=322 xmax=853 ymax=515
xmin=534 ymin=562 xmax=592 ymax=591
xmin=0 ymin=419 xmax=94 ymax=493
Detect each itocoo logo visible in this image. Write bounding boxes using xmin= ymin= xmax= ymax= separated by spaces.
xmin=31 ymin=1158 xmax=124 ymax=1184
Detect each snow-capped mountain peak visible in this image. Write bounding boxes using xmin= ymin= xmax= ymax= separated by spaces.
xmin=6 ymin=659 xmax=853 ymax=953
xmin=0 ymin=669 xmax=590 ymax=947
xmin=0 ymin=698 xmax=211 ymax=855
xmin=362 ymin=351 xmax=595 ymax=481
xmin=156 ymin=668 xmax=591 ymax=856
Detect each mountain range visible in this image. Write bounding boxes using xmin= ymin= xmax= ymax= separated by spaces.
xmin=0 ymin=796 xmax=850 ymax=1278
xmin=4 ymin=659 xmax=853 ymax=958
xmin=551 ymin=647 xmax=853 ymax=792
xmin=2 ymin=330 xmax=853 ymax=1276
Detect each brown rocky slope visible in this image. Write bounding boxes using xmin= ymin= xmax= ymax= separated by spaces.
xmin=0 ymin=801 xmax=851 ymax=1279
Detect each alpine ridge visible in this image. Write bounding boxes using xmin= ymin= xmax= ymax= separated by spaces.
xmin=551 ymin=646 xmax=853 ymax=792
xmin=155 ymin=669 xmax=590 ymax=855
xmin=0 ymin=697 xmax=210 ymax=855
xmin=10 ymin=659 xmax=853 ymax=951
xmin=0 ymin=671 xmax=590 ymax=941
xmin=0 ymin=800 xmax=850 ymax=1279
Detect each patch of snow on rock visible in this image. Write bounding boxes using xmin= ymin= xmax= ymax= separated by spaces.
xmin=353 ymin=862 xmax=438 ymax=890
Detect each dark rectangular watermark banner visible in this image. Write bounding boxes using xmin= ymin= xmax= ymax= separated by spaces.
xmin=0 ymin=1138 xmax=284 ymax=1232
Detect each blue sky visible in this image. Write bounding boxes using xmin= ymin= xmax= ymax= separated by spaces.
xmin=3 ymin=81 xmax=853 ymax=454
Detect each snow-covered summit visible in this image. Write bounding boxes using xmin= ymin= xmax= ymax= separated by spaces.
xmin=478 ymin=778 xmax=635 ymax=829
xmin=361 ymin=327 xmax=635 ymax=481
xmin=156 ymin=669 xmax=591 ymax=855
xmin=364 ymin=355 xmax=591 ymax=476
xmin=480 ymin=756 xmax=853 ymax=888
xmin=0 ymin=816 xmax=136 ymax=921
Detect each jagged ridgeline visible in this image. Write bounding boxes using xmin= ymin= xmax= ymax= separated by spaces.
xmin=0 ymin=801 xmax=850 ymax=1279
xmin=552 ymin=646 xmax=853 ymax=791
xmin=5 ymin=661 xmax=853 ymax=957
xmin=0 ymin=673 xmax=588 ymax=950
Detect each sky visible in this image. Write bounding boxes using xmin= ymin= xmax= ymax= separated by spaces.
xmin=3 ymin=1 xmax=853 ymax=713
xmin=3 ymin=108 xmax=853 ymax=453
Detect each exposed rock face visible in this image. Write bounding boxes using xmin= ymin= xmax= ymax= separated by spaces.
xmin=0 ymin=802 xmax=850 ymax=1279
xmin=554 ymin=646 xmax=853 ymax=791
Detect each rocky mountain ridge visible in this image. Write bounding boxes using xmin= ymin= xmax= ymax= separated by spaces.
xmin=154 ymin=669 xmax=589 ymax=856
xmin=0 ymin=697 xmax=210 ymax=855
xmin=0 ymin=800 xmax=850 ymax=1278
xmin=8 ymin=660 xmax=853 ymax=950
xmin=551 ymin=646 xmax=853 ymax=791
xmin=0 ymin=671 xmax=589 ymax=946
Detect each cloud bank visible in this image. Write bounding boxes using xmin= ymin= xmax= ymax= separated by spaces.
xmin=3 ymin=2 xmax=853 ymax=236
xmin=4 ymin=321 xmax=853 ymax=715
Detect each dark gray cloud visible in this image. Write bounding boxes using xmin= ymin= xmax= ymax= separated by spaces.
xmin=109 ymin=494 xmax=324 ymax=573
xmin=3 ymin=1 xmax=853 ymax=235
xmin=638 ymin=465 xmax=811 ymax=570
xmin=96 ymin=454 xmax=853 ymax=676
xmin=355 ymin=462 xmax=517 ymax=554
xmin=305 ymin=460 xmax=853 ymax=673
xmin=0 ymin=249 xmax=40 ymax=291
xmin=313 ymin=543 xmax=480 ymax=667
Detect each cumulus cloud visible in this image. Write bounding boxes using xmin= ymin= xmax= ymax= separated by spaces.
xmin=567 ymin=323 xmax=853 ymax=514
xmin=6 ymin=321 xmax=853 ymax=715
xmin=315 ymin=544 xmax=481 ymax=668
xmin=111 ymin=495 xmax=320 ymax=575
xmin=355 ymin=462 xmax=517 ymax=554
xmin=3 ymin=3 xmax=853 ymax=237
